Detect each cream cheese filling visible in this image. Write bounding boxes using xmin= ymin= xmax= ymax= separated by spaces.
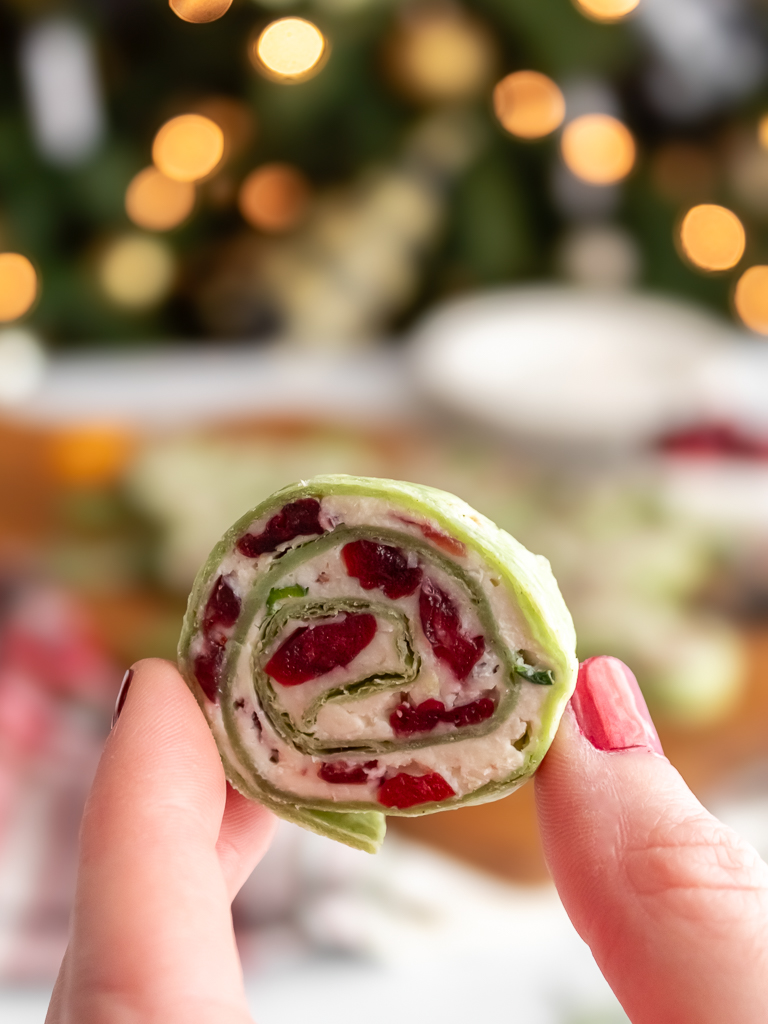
xmin=197 ymin=493 xmax=554 ymax=806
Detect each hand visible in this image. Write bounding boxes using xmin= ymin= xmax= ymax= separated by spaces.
xmin=47 ymin=656 xmax=768 ymax=1024
xmin=45 ymin=659 xmax=277 ymax=1024
xmin=536 ymin=655 xmax=768 ymax=1024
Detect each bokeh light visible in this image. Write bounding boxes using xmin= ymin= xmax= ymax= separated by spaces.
xmin=125 ymin=167 xmax=196 ymax=231
xmin=758 ymin=114 xmax=768 ymax=151
xmin=386 ymin=9 xmax=496 ymax=103
xmin=169 ymin=0 xmax=233 ymax=24
xmin=238 ymin=163 xmax=311 ymax=233
xmin=734 ymin=266 xmax=768 ymax=334
xmin=493 ymin=71 xmax=565 ymax=139
xmin=573 ymin=0 xmax=640 ymax=22
xmin=561 ymin=114 xmax=636 ymax=186
xmin=558 ymin=224 xmax=640 ymax=288
xmin=0 ymin=328 xmax=45 ymax=405
xmin=679 ymin=204 xmax=745 ymax=272
xmin=0 ymin=253 xmax=38 ymax=322
xmin=98 ymin=235 xmax=175 ymax=309
xmin=152 ymin=114 xmax=224 ymax=183
xmin=253 ymin=18 xmax=326 ymax=81
xmin=195 ymin=96 xmax=256 ymax=164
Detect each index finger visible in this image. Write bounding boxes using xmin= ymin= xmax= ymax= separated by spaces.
xmin=50 ymin=658 xmax=274 ymax=1024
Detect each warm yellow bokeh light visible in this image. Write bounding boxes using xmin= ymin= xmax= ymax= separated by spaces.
xmin=389 ymin=11 xmax=495 ymax=103
xmin=125 ymin=167 xmax=196 ymax=231
xmin=573 ymin=0 xmax=640 ymax=22
xmin=0 ymin=253 xmax=38 ymax=323
xmin=561 ymin=114 xmax=636 ymax=185
xmin=254 ymin=18 xmax=326 ymax=81
xmin=679 ymin=204 xmax=745 ymax=272
xmin=169 ymin=0 xmax=232 ymax=24
xmin=99 ymin=235 xmax=175 ymax=310
xmin=152 ymin=114 xmax=224 ymax=183
xmin=48 ymin=424 xmax=136 ymax=487
xmin=758 ymin=114 xmax=768 ymax=151
xmin=239 ymin=163 xmax=311 ymax=233
xmin=493 ymin=71 xmax=565 ymax=139
xmin=734 ymin=266 xmax=768 ymax=334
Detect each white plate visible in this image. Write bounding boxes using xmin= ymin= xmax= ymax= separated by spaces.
xmin=409 ymin=287 xmax=735 ymax=445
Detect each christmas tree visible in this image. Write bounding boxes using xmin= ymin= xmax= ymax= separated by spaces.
xmin=1 ymin=0 xmax=767 ymax=347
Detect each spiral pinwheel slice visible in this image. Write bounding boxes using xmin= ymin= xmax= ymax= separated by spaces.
xmin=178 ymin=476 xmax=577 ymax=853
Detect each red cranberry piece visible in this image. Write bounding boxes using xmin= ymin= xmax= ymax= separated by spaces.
xmin=318 ymin=760 xmax=378 ymax=784
xmin=390 ymin=698 xmax=446 ymax=736
xmin=396 ymin=517 xmax=467 ymax=558
xmin=446 ymin=696 xmax=495 ymax=728
xmin=203 ymin=576 xmax=241 ymax=631
xmin=194 ymin=644 xmax=224 ymax=702
xmin=342 ymin=540 xmax=423 ymax=600
xmin=378 ymin=771 xmax=455 ymax=808
xmin=265 ymin=613 xmax=377 ymax=686
xmin=418 ymin=577 xmax=484 ymax=680
xmin=237 ymin=498 xmax=324 ymax=557
xmin=390 ymin=696 xmax=495 ymax=735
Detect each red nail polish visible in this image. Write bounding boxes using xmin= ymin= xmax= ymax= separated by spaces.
xmin=112 ymin=668 xmax=134 ymax=728
xmin=571 ymin=656 xmax=663 ymax=755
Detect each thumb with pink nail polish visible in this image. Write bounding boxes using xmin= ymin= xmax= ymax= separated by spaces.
xmin=536 ymin=655 xmax=768 ymax=1024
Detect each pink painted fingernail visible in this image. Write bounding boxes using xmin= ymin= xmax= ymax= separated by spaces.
xmin=571 ymin=656 xmax=663 ymax=755
xmin=112 ymin=668 xmax=134 ymax=728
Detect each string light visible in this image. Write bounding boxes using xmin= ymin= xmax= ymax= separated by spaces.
xmin=169 ymin=0 xmax=232 ymax=24
xmin=0 ymin=253 xmax=38 ymax=322
xmin=493 ymin=71 xmax=565 ymax=139
xmin=252 ymin=18 xmax=326 ymax=82
xmin=152 ymin=114 xmax=224 ymax=183
xmin=386 ymin=9 xmax=496 ymax=103
xmin=758 ymin=114 xmax=768 ymax=150
xmin=679 ymin=204 xmax=745 ymax=272
xmin=98 ymin=235 xmax=175 ymax=309
xmin=195 ymin=97 xmax=256 ymax=164
xmin=125 ymin=167 xmax=196 ymax=231
xmin=734 ymin=266 xmax=768 ymax=334
xmin=561 ymin=114 xmax=636 ymax=185
xmin=573 ymin=0 xmax=640 ymax=22
xmin=238 ymin=163 xmax=311 ymax=232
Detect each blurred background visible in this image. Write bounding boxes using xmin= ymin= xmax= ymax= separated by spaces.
xmin=3 ymin=0 xmax=768 ymax=1020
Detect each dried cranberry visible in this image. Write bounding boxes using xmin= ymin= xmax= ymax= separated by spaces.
xmin=446 ymin=697 xmax=495 ymax=728
xmin=419 ymin=578 xmax=484 ymax=680
xmin=342 ymin=540 xmax=423 ymax=600
xmin=378 ymin=771 xmax=455 ymax=808
xmin=203 ymin=576 xmax=241 ymax=630
xmin=390 ymin=696 xmax=495 ymax=735
xmin=390 ymin=698 xmax=446 ymax=735
xmin=318 ymin=760 xmax=378 ymax=784
xmin=194 ymin=644 xmax=224 ymax=702
xmin=237 ymin=498 xmax=324 ymax=557
xmin=396 ymin=517 xmax=467 ymax=558
xmin=265 ymin=613 xmax=377 ymax=686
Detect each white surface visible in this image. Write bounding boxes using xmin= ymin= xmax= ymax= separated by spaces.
xmin=14 ymin=345 xmax=418 ymax=429
xmin=410 ymin=287 xmax=765 ymax=445
xmin=0 ymin=834 xmax=628 ymax=1024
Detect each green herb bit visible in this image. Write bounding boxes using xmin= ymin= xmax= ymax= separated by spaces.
xmin=515 ymin=662 xmax=554 ymax=686
xmin=266 ymin=585 xmax=308 ymax=613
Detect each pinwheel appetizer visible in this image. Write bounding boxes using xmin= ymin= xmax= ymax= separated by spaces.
xmin=178 ymin=476 xmax=577 ymax=853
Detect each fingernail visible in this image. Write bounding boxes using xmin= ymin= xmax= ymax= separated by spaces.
xmin=571 ymin=656 xmax=664 ymax=755
xmin=112 ymin=668 xmax=134 ymax=728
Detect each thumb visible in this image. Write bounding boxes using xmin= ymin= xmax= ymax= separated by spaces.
xmin=535 ymin=656 xmax=768 ymax=1024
